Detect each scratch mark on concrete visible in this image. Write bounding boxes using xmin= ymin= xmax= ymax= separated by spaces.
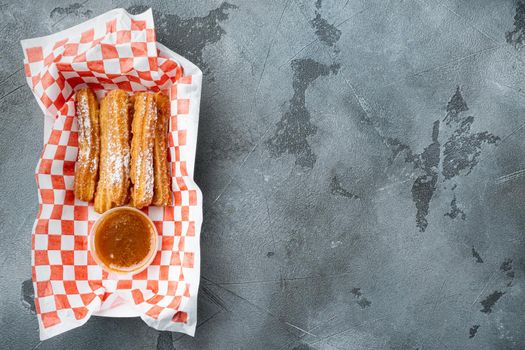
xmin=472 ymin=247 xmax=483 ymax=263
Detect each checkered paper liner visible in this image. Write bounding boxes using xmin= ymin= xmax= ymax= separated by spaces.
xmin=21 ymin=9 xmax=202 ymax=340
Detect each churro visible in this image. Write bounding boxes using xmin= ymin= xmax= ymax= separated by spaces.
xmin=130 ymin=92 xmax=157 ymax=209
xmin=152 ymin=92 xmax=172 ymax=206
xmin=74 ymin=88 xmax=100 ymax=202
xmin=94 ymin=90 xmax=132 ymax=213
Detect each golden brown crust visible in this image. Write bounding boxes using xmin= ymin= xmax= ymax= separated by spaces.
xmin=130 ymin=92 xmax=157 ymax=209
xmin=94 ymin=90 xmax=132 ymax=213
xmin=74 ymin=88 xmax=100 ymax=202
xmin=152 ymin=93 xmax=172 ymax=206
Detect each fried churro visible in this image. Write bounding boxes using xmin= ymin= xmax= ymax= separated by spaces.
xmin=130 ymin=92 xmax=157 ymax=209
xmin=94 ymin=90 xmax=132 ymax=213
xmin=74 ymin=88 xmax=100 ymax=202
xmin=152 ymin=92 xmax=172 ymax=206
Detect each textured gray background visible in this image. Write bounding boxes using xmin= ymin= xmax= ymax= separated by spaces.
xmin=1 ymin=0 xmax=524 ymax=349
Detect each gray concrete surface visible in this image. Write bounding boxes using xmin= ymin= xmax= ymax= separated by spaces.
xmin=1 ymin=0 xmax=524 ymax=349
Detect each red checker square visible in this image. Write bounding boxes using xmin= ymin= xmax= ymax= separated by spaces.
xmin=132 ymin=269 xmax=148 ymax=280
xmin=75 ymin=266 xmax=88 ymax=280
xmin=48 ymin=130 xmax=61 ymax=145
xmin=61 ymin=220 xmax=74 ymax=234
xmin=131 ymin=42 xmax=147 ymax=57
xmin=184 ymin=284 xmax=190 ymax=297
xmin=54 ymin=94 xmax=66 ymax=109
xmin=117 ymin=280 xmax=132 ymax=289
xmin=73 ymin=307 xmax=89 ymax=320
xmin=63 ymin=280 xmax=79 ymax=294
xmin=181 ymin=206 xmax=189 ymax=221
xmin=56 ymin=62 xmax=74 ymax=71
xmin=34 ymin=250 xmax=49 ymax=266
xmin=116 ymin=81 xmax=132 ymax=91
xmin=147 ymin=295 xmax=163 ymax=304
xmin=161 ymin=236 xmax=174 ymax=250
xmin=106 ymin=19 xmax=117 ymax=32
xmin=186 ymin=222 xmax=195 ymax=236
xmin=41 ymin=94 xmax=54 ymax=108
xmin=183 ymin=253 xmax=194 ymax=268
xmin=170 ymin=84 xmax=177 ymax=97
xmin=119 ymin=58 xmax=134 ymax=73
xmin=53 ymin=38 xmax=68 ymax=50
xmin=41 ymin=311 xmax=61 ymax=328
xmin=174 ymin=222 xmax=182 ymax=236
xmin=87 ymin=252 xmax=97 ymax=265
xmin=154 ymin=221 xmax=163 ymax=235
xmin=151 ymin=252 xmax=161 ymax=265
xmin=101 ymin=292 xmax=110 ymax=301
xmin=170 ymin=253 xmax=181 ymax=266
xmin=24 ymin=63 xmax=30 ymax=77
xmin=148 ymin=57 xmax=158 ymax=71
xmin=63 ymin=43 xmax=79 ymax=56
xmin=68 ymin=131 xmax=79 ymax=147
xmin=31 ymin=75 xmax=41 ymax=87
xmin=160 ymin=60 xmax=178 ymax=74
xmin=146 ymin=28 xmax=155 ymax=42
xmin=167 ymin=282 xmax=178 ymax=296
xmin=88 ymin=280 xmax=103 ymax=291
xmin=173 ymin=192 xmax=182 ymax=206
xmin=80 ymin=28 xmax=94 ymax=43
xmin=66 ymin=76 xmax=84 ymax=87
xmin=73 ymin=52 xmax=87 ymax=63
xmin=47 ymin=235 xmax=62 ymax=250
xmin=54 ymin=294 xmax=71 ymax=310
xmin=138 ymin=70 xmax=152 ymax=80
xmin=132 ymin=289 xmax=144 ymax=304
xmin=146 ymin=305 xmax=163 ymax=319
xmin=101 ymin=44 xmax=119 ymax=59
xmin=117 ymin=30 xmax=131 ymax=43
xmin=26 ymin=46 xmax=43 ymax=63
xmin=35 ymin=219 xmax=49 ymax=234
xmin=74 ymin=206 xmax=88 ymax=220
xmin=179 ymin=162 xmax=188 ymax=176
xmin=147 ymin=280 xmax=158 ymax=293
xmin=74 ymin=236 xmax=88 ymax=250
xmin=41 ymin=71 xmax=55 ymax=89
xmin=167 ymin=296 xmax=181 ymax=308
xmin=87 ymin=60 xmax=105 ymax=73
xmin=177 ymin=99 xmax=190 ymax=115
xmin=50 ymin=265 xmax=64 ymax=280
xmin=177 ymin=130 xmax=186 ymax=146
xmin=50 ymin=205 xmax=63 ymax=220
xmin=61 ymin=251 xmax=74 ymax=265
xmin=54 ymin=145 xmax=67 ymax=160
xmin=172 ymin=311 xmax=188 ymax=323
xmin=80 ymin=292 xmax=96 ymax=305
xmin=178 ymin=237 xmax=185 ymax=251
xmin=44 ymin=53 xmax=55 ymax=66
xmin=63 ymin=117 xmax=74 ymax=131
xmin=39 ymin=190 xmax=54 ymax=205
xmin=36 ymin=281 xmax=53 ymax=297
xmin=63 ymin=161 xmax=76 ymax=175
xmin=51 ymin=175 xmax=65 ymax=189
xmin=178 ymin=76 xmax=192 ymax=84
xmin=176 ymin=177 xmax=187 ymax=191
xmin=172 ymin=146 xmax=180 ymax=161
xmin=55 ymin=75 xmax=66 ymax=90
xmin=159 ymin=266 xmax=169 ymax=280
xmin=131 ymin=20 xmax=146 ymax=30
xmin=189 ymin=190 xmax=197 ymax=205
xmin=164 ymin=207 xmax=174 ymax=221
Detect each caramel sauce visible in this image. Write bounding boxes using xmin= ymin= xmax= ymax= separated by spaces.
xmin=94 ymin=208 xmax=155 ymax=271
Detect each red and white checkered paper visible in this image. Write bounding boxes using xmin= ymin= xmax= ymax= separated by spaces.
xmin=21 ymin=9 xmax=202 ymax=340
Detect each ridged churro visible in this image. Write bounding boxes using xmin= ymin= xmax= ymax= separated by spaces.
xmin=130 ymin=92 xmax=157 ymax=209
xmin=94 ymin=90 xmax=132 ymax=213
xmin=74 ymin=88 xmax=100 ymax=202
xmin=152 ymin=93 xmax=172 ymax=206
